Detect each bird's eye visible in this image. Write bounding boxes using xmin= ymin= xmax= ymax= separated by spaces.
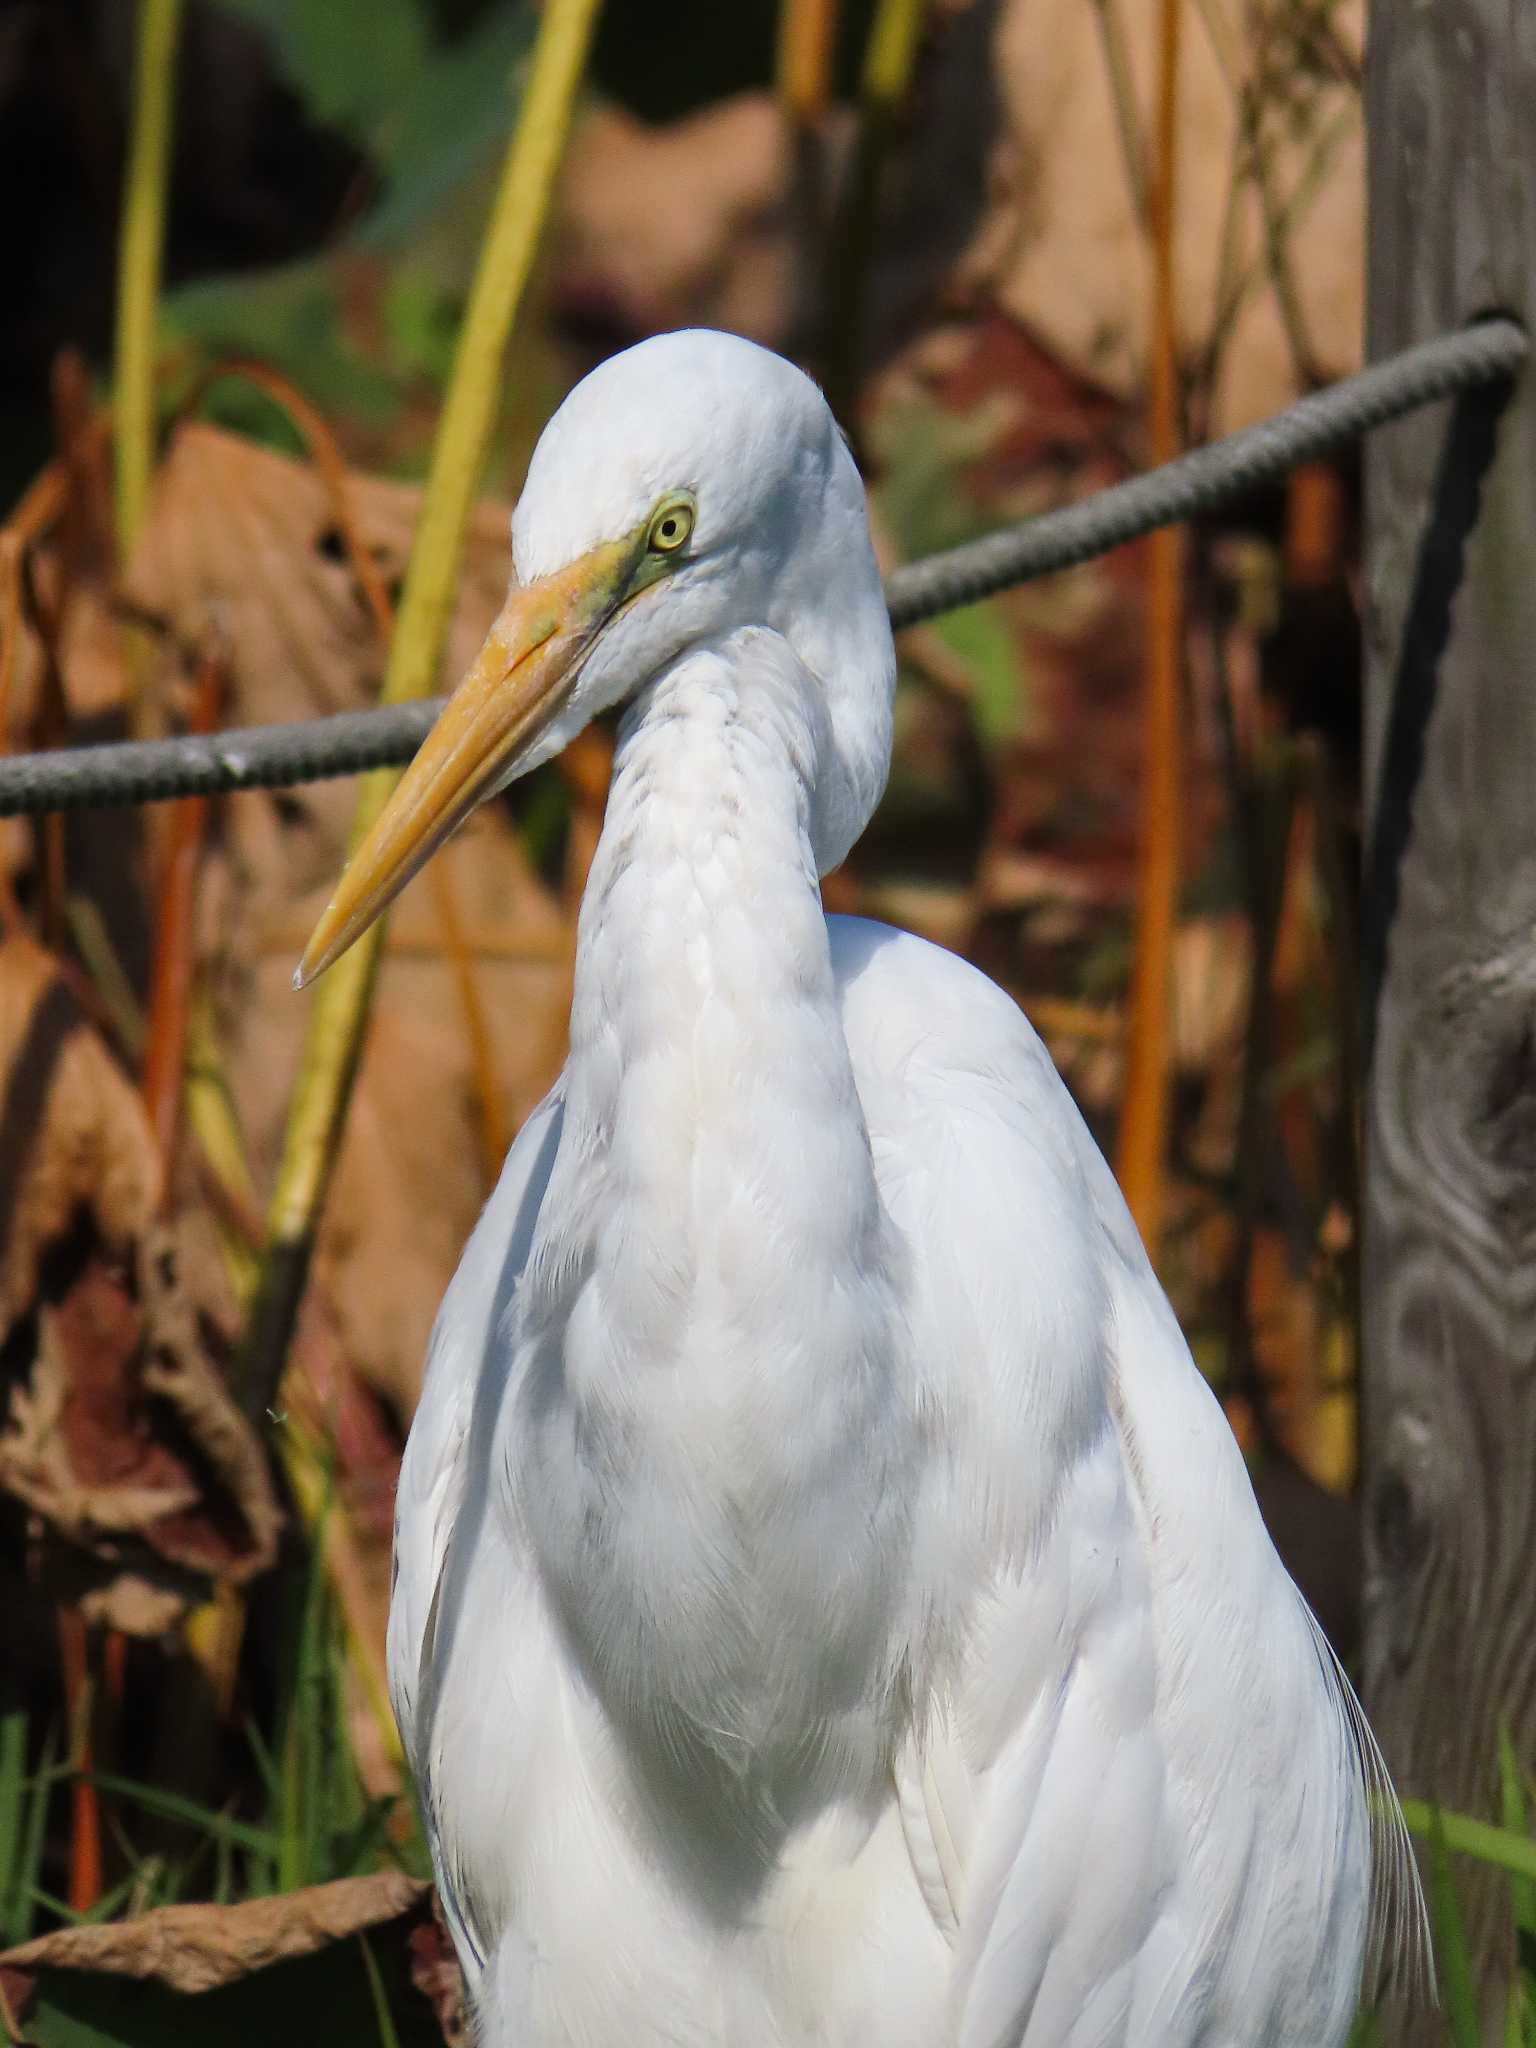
xmin=647 ymin=498 xmax=695 ymax=554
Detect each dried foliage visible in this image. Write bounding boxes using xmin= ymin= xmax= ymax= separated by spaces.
xmin=0 ymin=1874 xmax=444 ymax=2047
xmin=0 ymin=935 xmax=279 ymax=1634
xmin=0 ymin=0 xmax=1452 ymax=2039
xmin=122 ymin=424 xmax=573 ymax=1411
xmin=0 ymin=1870 xmax=429 ymax=1997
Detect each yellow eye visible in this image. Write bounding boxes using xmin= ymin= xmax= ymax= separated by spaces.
xmin=647 ymin=498 xmax=695 ymax=554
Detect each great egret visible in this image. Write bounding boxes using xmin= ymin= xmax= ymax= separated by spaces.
xmin=299 ymin=330 xmax=1420 ymax=2047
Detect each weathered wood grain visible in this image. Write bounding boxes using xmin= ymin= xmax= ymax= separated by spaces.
xmin=1362 ymin=1 xmax=1536 ymax=2033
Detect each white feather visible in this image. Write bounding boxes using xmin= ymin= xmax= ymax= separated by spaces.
xmin=377 ymin=330 xmax=1422 ymax=2048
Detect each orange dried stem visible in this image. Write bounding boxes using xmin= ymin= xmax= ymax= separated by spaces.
xmin=1114 ymin=0 xmax=1184 ymax=1256
xmin=179 ymin=359 xmax=397 ymax=640
xmin=777 ymin=0 xmax=841 ymax=119
xmin=57 ymin=1608 xmax=101 ymax=1913
xmin=1283 ymin=461 xmax=1344 ymax=589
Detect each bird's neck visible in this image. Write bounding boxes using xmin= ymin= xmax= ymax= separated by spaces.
xmin=518 ymin=628 xmax=914 ymax=1832
xmin=564 ymin=627 xmax=886 ymax=1302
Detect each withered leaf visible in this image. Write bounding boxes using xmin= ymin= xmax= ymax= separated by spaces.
xmin=0 ymin=936 xmax=280 ymax=1627
xmin=406 ymin=1889 xmax=469 ymax=2048
xmin=561 ymin=95 xmax=794 ymax=344
xmin=125 ymin=423 xmax=573 ymax=1419
xmin=0 ymin=1871 xmax=430 ymax=1998
xmin=0 ymin=935 xmax=157 ymax=1325
xmin=123 ymin=421 xmax=512 ymax=732
xmin=965 ymin=0 xmax=1363 ymax=428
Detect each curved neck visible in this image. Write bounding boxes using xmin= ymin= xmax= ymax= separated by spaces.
xmin=565 ymin=630 xmax=880 ymax=1278
xmin=518 ymin=626 xmax=912 ymax=1816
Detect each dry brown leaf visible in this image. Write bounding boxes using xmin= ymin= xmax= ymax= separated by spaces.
xmin=560 ymin=95 xmax=795 ymax=343
xmin=407 ymin=1889 xmax=470 ymax=2048
xmin=123 ymin=422 xmax=512 ymax=732
xmin=2 ymin=567 xmax=130 ymax=750
xmin=120 ymin=424 xmax=574 ymax=1418
xmin=964 ymin=0 xmax=1363 ymax=427
xmin=0 ymin=934 xmax=157 ymax=1322
xmin=0 ymin=935 xmax=280 ymax=1628
xmin=0 ymin=1870 xmax=431 ymax=1998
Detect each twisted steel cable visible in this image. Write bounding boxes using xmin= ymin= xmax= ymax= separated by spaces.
xmin=0 ymin=317 xmax=1523 ymax=818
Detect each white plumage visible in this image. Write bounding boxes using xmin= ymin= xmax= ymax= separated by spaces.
xmin=301 ymin=330 xmax=1421 ymax=2048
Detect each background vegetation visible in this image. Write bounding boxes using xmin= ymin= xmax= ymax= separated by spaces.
xmin=0 ymin=0 xmax=1530 ymax=2040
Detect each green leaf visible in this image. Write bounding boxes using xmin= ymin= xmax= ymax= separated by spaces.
xmin=213 ymin=0 xmax=430 ymax=140
xmin=1501 ymin=1972 xmax=1527 ymax=2048
xmin=358 ymin=1932 xmax=403 ymax=2048
xmin=1346 ymin=2007 xmax=1384 ymax=2048
xmin=213 ymin=0 xmax=534 ymax=243
xmin=930 ymin=601 xmax=1033 ymax=749
xmin=1499 ymin=1720 xmax=1536 ymax=1945
xmin=0 ymin=1703 xmax=27 ymax=1940
xmin=1426 ymin=1806 xmax=1483 ymax=2048
xmin=1402 ymin=1799 xmax=1536 ymax=1885
xmin=3 ymin=1724 xmax=58 ymax=1948
xmin=78 ymin=1775 xmax=279 ymax=1859
xmin=360 ymin=9 xmax=537 ymax=247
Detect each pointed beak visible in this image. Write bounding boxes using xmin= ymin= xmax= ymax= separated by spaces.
xmin=295 ymin=536 xmax=639 ymax=989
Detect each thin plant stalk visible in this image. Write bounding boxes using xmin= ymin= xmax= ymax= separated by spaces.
xmin=114 ymin=0 xmax=184 ymax=558
xmin=861 ymin=0 xmax=929 ymax=113
xmin=820 ymin=0 xmax=931 ymax=424
xmin=359 ymin=1931 xmax=404 ymax=2048
xmin=141 ymin=644 xmax=223 ymax=1186
xmin=57 ymin=1609 xmax=100 ymax=1912
xmin=186 ymin=357 xmax=510 ymax=1187
xmin=280 ymin=1413 xmax=402 ymax=1785
xmin=1089 ymin=0 xmax=1149 ymax=228
xmin=241 ymin=0 xmax=604 ymax=1420
xmin=776 ymin=0 xmax=840 ymax=336
xmin=776 ymin=0 xmax=840 ymax=120
xmin=164 ymin=382 xmax=484 ymax=1734
xmin=1114 ymin=0 xmax=1184 ymax=1256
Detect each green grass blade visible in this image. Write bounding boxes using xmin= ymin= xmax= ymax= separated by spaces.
xmin=1498 ymin=1720 xmax=1536 ymax=1944
xmin=330 ymin=1796 xmax=399 ymax=1880
xmin=240 ymin=0 xmax=606 ymax=1422
xmin=0 ymin=1704 xmax=25 ymax=1939
xmin=26 ymin=1870 xmax=141 ymax=1927
xmin=1502 ymin=1973 xmax=1526 ymax=2048
xmin=280 ymin=1495 xmax=334 ymax=1892
xmin=114 ymin=0 xmax=186 ymax=556
xmin=5 ymin=1724 xmax=58 ymax=1947
xmin=1426 ymin=1806 xmax=1483 ymax=2048
xmin=358 ymin=1932 xmax=403 ymax=2048
xmin=79 ymin=1772 xmax=280 ymax=1857
xmin=243 ymin=1714 xmax=281 ymax=1806
xmin=1402 ymin=1799 xmax=1536 ymax=1884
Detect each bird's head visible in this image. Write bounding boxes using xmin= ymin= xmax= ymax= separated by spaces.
xmin=297 ymin=329 xmax=893 ymax=988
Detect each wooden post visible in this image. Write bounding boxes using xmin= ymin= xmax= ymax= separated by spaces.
xmin=1362 ymin=0 xmax=1536 ymax=2024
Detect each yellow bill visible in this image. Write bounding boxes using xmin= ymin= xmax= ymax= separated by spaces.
xmin=295 ymin=534 xmax=639 ymax=990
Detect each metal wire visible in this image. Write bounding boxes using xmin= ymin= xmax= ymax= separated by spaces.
xmin=0 ymin=317 xmax=1524 ymax=818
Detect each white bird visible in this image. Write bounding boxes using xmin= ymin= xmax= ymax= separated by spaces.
xmin=298 ymin=330 xmax=1421 ymax=2048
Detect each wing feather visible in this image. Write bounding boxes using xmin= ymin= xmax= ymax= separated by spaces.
xmin=386 ymin=1084 xmax=564 ymax=1976
xmin=831 ymin=916 xmax=1415 ymax=2048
